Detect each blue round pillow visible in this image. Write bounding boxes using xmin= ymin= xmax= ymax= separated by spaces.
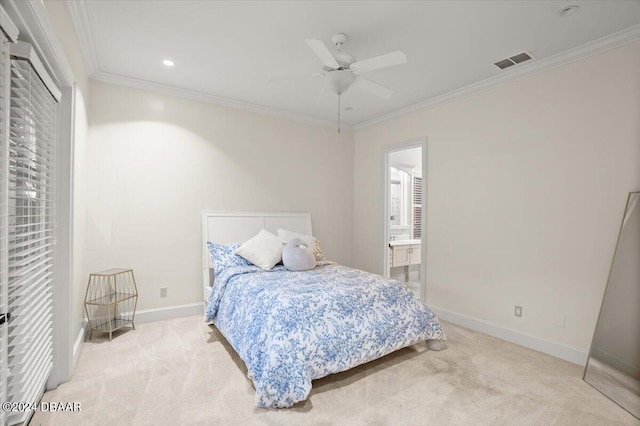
xmin=282 ymin=238 xmax=317 ymax=271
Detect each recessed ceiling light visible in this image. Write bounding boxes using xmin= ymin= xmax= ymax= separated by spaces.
xmin=162 ymin=59 xmax=175 ymax=67
xmin=558 ymin=5 xmax=579 ymax=17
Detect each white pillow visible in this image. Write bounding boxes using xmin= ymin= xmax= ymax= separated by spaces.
xmin=277 ymin=228 xmax=325 ymax=261
xmin=235 ymin=230 xmax=284 ymax=270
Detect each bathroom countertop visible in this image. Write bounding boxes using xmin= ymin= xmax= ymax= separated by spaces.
xmin=389 ymin=239 xmax=421 ymax=247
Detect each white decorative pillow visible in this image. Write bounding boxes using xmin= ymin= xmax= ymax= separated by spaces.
xmin=282 ymin=238 xmax=317 ymax=271
xmin=277 ymin=228 xmax=325 ymax=261
xmin=235 ymin=230 xmax=285 ymax=270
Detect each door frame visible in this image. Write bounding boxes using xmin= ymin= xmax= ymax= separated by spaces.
xmin=382 ymin=138 xmax=428 ymax=301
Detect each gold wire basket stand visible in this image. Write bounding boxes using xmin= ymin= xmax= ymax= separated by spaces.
xmin=84 ymin=268 xmax=138 ymax=341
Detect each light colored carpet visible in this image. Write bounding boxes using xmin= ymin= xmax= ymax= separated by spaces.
xmin=30 ymin=315 xmax=639 ymax=426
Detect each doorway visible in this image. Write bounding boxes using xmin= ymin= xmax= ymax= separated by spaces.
xmin=383 ymin=140 xmax=427 ymax=301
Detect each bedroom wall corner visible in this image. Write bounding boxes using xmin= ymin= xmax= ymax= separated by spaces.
xmin=85 ymin=80 xmax=354 ymax=314
xmin=352 ymin=40 xmax=640 ymax=359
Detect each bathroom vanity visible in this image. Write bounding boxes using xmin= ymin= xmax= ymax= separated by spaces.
xmin=389 ymin=239 xmax=421 ymax=280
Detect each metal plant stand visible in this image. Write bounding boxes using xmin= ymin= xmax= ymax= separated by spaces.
xmin=84 ymin=268 xmax=138 ymax=341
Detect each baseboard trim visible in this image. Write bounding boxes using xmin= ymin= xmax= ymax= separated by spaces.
xmin=134 ymin=302 xmax=203 ymax=324
xmin=431 ymin=306 xmax=588 ymax=366
xmin=72 ymin=320 xmax=88 ymax=370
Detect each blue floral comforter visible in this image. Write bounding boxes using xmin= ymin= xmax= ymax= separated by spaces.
xmin=205 ymin=262 xmax=446 ymax=408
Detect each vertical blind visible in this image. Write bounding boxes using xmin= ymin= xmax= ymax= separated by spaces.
xmin=6 ymin=56 xmax=56 ymax=425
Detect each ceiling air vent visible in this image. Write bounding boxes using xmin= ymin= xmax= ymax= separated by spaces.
xmin=494 ymin=51 xmax=533 ymax=70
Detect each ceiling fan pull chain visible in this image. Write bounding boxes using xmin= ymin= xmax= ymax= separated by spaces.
xmin=338 ymin=93 xmax=341 ymax=134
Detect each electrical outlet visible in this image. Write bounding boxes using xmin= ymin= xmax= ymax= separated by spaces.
xmin=160 ymin=287 xmax=167 ymax=298
xmin=514 ymin=305 xmax=522 ymax=317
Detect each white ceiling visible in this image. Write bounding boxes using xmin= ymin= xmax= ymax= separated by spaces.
xmin=69 ymin=1 xmax=640 ymax=128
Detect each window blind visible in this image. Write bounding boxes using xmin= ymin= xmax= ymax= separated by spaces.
xmin=6 ymin=56 xmax=56 ymax=426
xmin=413 ymin=176 xmax=422 ymax=239
xmin=0 ymin=28 xmax=11 ymax=426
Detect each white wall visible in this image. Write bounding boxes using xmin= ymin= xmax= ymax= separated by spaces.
xmin=86 ymin=81 xmax=353 ymax=311
xmin=353 ymin=40 xmax=640 ymax=355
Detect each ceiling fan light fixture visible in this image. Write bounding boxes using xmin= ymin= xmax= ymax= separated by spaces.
xmin=326 ymin=70 xmax=356 ymax=95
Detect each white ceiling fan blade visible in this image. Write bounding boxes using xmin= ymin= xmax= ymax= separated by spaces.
xmin=355 ymin=76 xmax=394 ymax=99
xmin=305 ymin=39 xmax=340 ymax=70
xmin=269 ymin=73 xmax=322 ymax=82
xmin=350 ymin=50 xmax=407 ymax=73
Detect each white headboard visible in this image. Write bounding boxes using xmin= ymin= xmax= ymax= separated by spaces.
xmin=201 ymin=211 xmax=312 ymax=287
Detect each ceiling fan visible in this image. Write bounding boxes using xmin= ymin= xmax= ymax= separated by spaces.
xmin=275 ymin=33 xmax=408 ymax=131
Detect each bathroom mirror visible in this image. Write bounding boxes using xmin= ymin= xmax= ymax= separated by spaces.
xmin=584 ymin=192 xmax=640 ymax=419
xmin=389 ymin=166 xmax=410 ymax=227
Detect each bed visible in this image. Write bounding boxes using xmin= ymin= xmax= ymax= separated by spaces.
xmin=202 ymin=211 xmax=446 ymax=408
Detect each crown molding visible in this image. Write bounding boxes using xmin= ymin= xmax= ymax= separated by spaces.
xmin=354 ymin=23 xmax=640 ymax=131
xmin=91 ymin=71 xmax=351 ymax=131
xmin=65 ymin=0 xmax=98 ymax=75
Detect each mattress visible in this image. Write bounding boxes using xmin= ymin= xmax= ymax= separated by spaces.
xmin=205 ymin=261 xmax=446 ymax=408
